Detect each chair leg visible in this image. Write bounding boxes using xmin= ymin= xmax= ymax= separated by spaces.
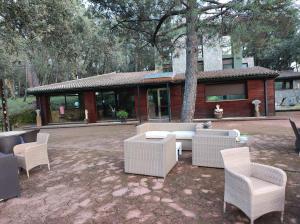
xmin=26 ymin=170 xmax=30 ymax=178
xmin=48 ymin=163 xmax=50 ymax=171
xmin=223 ymin=201 xmax=226 ymax=213
xmin=281 ymin=211 xmax=284 ymax=223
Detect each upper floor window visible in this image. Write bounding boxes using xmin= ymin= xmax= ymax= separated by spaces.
xmin=221 ymin=36 xmax=232 ymax=56
xmin=223 ymin=58 xmax=233 ymax=69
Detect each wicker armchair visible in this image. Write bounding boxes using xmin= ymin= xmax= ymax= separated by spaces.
xmin=13 ymin=133 xmax=50 ymax=178
xmin=0 ymin=153 xmax=20 ymax=200
xmin=124 ymin=134 xmax=177 ymax=178
xmin=221 ymin=147 xmax=287 ymax=224
xmin=289 ymin=118 xmax=300 ymax=154
xmin=192 ymin=129 xmax=239 ymax=168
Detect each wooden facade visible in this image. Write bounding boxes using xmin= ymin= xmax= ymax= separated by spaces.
xmin=36 ymin=78 xmax=275 ymax=125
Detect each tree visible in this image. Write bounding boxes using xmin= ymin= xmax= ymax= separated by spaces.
xmin=91 ymin=0 xmax=298 ymax=122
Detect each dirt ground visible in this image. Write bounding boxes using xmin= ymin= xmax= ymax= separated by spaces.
xmin=0 ymin=112 xmax=300 ymax=224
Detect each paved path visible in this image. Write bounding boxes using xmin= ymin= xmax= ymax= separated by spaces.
xmin=0 ymin=117 xmax=299 ymax=224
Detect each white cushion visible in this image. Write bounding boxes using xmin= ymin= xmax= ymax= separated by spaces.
xmin=172 ymin=131 xmax=195 ymax=140
xmin=229 ymin=129 xmax=240 ymax=141
xmin=145 ymin=131 xmax=171 ymax=139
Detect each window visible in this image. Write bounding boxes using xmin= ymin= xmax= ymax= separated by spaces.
xmin=223 ymin=58 xmax=233 ymax=69
xmin=198 ymin=44 xmax=203 ymax=60
xmin=221 ymin=36 xmax=232 ymax=56
xmin=197 ymin=61 xmax=204 ymax=71
xmin=242 ymin=63 xmax=248 ymax=68
xmin=275 ymin=81 xmax=293 ymax=90
xmin=205 ymin=83 xmax=247 ymax=102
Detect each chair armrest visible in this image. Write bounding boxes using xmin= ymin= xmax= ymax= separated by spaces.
xmin=13 ymin=143 xmax=39 ymax=154
xmin=225 ymin=168 xmax=253 ymax=195
xmin=251 ymin=163 xmax=287 ymax=187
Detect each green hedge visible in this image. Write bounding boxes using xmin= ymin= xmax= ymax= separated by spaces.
xmin=9 ymin=110 xmax=36 ymax=128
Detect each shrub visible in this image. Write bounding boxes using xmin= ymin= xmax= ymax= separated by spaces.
xmin=116 ymin=110 xmax=128 ymax=119
xmin=9 ymin=110 xmax=36 ymax=127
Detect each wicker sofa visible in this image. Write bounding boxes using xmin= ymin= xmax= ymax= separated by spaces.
xmin=124 ymin=133 xmax=177 ymax=178
xmin=136 ymin=123 xmax=203 ymax=150
xmin=192 ymin=129 xmax=240 ymax=168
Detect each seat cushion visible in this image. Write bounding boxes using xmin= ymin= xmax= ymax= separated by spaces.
xmin=250 ymin=177 xmax=282 ymax=195
xmin=145 ymin=131 xmax=171 ymax=139
xmin=172 ymin=131 xmax=195 ymax=140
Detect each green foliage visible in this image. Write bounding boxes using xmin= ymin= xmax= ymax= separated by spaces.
xmin=9 ymin=110 xmax=36 ymax=127
xmin=0 ymin=97 xmax=36 ymax=127
xmin=116 ymin=110 xmax=128 ymax=119
xmin=0 ymin=0 xmax=156 ymax=94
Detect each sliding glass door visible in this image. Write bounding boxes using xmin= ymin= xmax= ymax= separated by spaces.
xmin=147 ymin=88 xmax=169 ymax=119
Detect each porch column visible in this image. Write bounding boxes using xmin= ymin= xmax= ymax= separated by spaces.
xmin=264 ymin=79 xmax=269 ymax=116
xmin=167 ymin=83 xmax=172 ymax=122
xmin=38 ymin=95 xmax=51 ymax=125
xmin=137 ymin=85 xmax=141 ymax=123
xmin=83 ymin=91 xmax=97 ymax=123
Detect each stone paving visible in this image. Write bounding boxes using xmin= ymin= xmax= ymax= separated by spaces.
xmin=0 ymin=117 xmax=300 ymax=224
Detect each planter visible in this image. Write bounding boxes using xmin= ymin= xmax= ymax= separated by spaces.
xmin=120 ymin=118 xmax=127 ymax=123
xmin=214 ymin=112 xmax=223 ymax=119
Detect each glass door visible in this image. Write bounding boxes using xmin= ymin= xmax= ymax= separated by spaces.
xmin=147 ymin=88 xmax=169 ymax=119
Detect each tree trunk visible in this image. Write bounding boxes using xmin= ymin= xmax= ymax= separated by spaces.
xmin=181 ymin=0 xmax=198 ymax=122
xmin=4 ymin=79 xmax=16 ymax=99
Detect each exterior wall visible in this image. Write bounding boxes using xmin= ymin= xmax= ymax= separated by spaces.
xmin=83 ymin=91 xmax=97 ymax=123
xmin=203 ymin=37 xmax=223 ymax=71
xmin=134 ymin=87 xmax=148 ymax=121
xmin=170 ymin=84 xmax=183 ymax=120
xmin=172 ymin=47 xmax=186 ymax=74
xmin=169 ymin=79 xmax=275 ymax=118
xmin=242 ymin=57 xmax=255 ymax=68
xmin=267 ymin=79 xmax=275 ymax=115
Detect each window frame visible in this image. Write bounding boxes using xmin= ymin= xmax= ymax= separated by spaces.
xmin=205 ymin=82 xmax=248 ymax=102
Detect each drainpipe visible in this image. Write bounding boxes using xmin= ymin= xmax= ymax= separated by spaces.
xmin=167 ymin=83 xmax=172 ymax=122
xmin=264 ymin=79 xmax=269 ymax=116
xmin=137 ymin=85 xmax=141 ymax=123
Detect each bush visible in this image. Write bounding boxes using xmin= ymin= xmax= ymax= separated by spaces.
xmin=9 ymin=110 xmax=36 ymax=127
xmin=116 ymin=110 xmax=128 ymax=119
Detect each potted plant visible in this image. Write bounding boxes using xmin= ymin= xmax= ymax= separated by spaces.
xmin=116 ymin=110 xmax=128 ymax=122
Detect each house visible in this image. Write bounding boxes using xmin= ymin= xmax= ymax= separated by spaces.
xmin=275 ymin=70 xmax=300 ymax=111
xmin=171 ymin=36 xmax=254 ymax=73
xmin=28 ymin=66 xmax=278 ymax=125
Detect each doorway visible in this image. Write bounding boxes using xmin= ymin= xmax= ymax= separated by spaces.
xmin=147 ymin=88 xmax=169 ymax=120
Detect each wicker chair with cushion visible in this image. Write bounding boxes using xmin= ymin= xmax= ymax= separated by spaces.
xmin=221 ymin=147 xmax=287 ymax=224
xmin=289 ymin=118 xmax=300 ymax=154
xmin=13 ymin=133 xmax=50 ymax=178
xmin=0 ymin=153 xmax=20 ymax=200
xmin=192 ymin=129 xmax=240 ymax=168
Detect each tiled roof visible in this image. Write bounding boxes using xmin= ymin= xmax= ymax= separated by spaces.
xmin=277 ymin=70 xmax=300 ymax=79
xmin=27 ymin=66 xmax=278 ymax=94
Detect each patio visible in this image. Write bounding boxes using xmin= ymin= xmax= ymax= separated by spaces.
xmin=0 ymin=118 xmax=300 ymax=224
